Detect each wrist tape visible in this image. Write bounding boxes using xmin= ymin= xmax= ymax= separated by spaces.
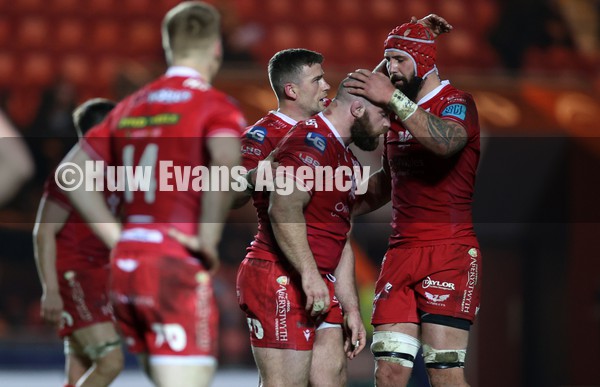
xmin=389 ymin=89 xmax=418 ymax=121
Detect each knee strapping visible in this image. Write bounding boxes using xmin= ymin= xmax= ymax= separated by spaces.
xmin=64 ymin=338 xmax=83 ymax=357
xmin=83 ymin=338 xmax=122 ymax=360
xmin=370 ymin=331 xmax=420 ymax=368
xmin=422 ymin=344 xmax=466 ymax=369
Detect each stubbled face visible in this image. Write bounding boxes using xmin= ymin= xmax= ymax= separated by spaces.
xmin=385 ymin=52 xmax=422 ymax=101
xmin=351 ymin=105 xmax=390 ymax=151
xmin=294 ymin=63 xmax=331 ymax=116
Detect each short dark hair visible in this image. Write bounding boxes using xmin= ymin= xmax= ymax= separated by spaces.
xmin=268 ymin=48 xmax=324 ymax=99
xmin=72 ymin=98 xmax=116 ymax=137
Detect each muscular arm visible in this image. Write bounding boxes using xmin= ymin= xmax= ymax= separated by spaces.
xmin=33 ymin=197 xmax=69 ymax=326
xmin=61 ymin=144 xmax=121 ymax=248
xmin=268 ymin=185 xmax=330 ymax=315
xmin=168 ymin=136 xmax=242 ymax=274
xmin=334 ymin=238 xmax=366 ymax=358
xmin=200 ymin=136 xmax=242 ymax=247
xmin=197 ymin=136 xmax=242 ymax=271
xmin=345 ymin=71 xmax=468 ymax=157
xmin=353 ymin=162 xmax=391 ymax=216
xmin=401 ymin=105 xmax=468 ymax=157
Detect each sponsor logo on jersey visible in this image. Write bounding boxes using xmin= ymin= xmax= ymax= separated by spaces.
xmin=116 ymin=258 xmax=140 ymax=272
xmin=441 ymin=103 xmax=467 ymax=120
xmin=276 ymin=276 xmax=289 ymax=286
xmin=242 ymin=144 xmax=262 ymax=157
xmin=461 ymin=256 xmax=479 ymax=313
xmin=422 ymin=276 xmax=455 ymax=291
xmin=305 ymin=132 xmax=327 ymax=153
xmin=275 ymin=285 xmax=290 ymax=342
xmin=246 ymin=126 xmax=267 ymax=143
xmin=298 ymin=153 xmax=320 ymax=167
xmin=384 ymin=282 xmax=393 ymax=293
xmin=117 ymin=113 xmax=180 ymax=129
xmin=183 ymin=78 xmax=210 ymax=91
xmin=332 ymin=201 xmax=350 ymax=216
xmin=425 ymin=291 xmax=450 ymax=306
xmin=303 ymin=329 xmax=311 ymax=342
xmin=147 ymin=89 xmax=192 ymax=104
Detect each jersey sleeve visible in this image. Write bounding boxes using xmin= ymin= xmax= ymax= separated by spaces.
xmin=241 ymin=124 xmax=278 ymax=171
xmin=276 ymin=127 xmax=330 ymax=195
xmin=81 ymin=117 xmax=113 ymax=163
xmin=205 ymin=97 xmax=246 ymax=138
xmin=437 ymin=91 xmax=479 ymax=137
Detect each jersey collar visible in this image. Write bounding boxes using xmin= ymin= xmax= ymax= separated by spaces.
xmin=317 ymin=112 xmax=347 ymax=149
xmin=165 ymin=66 xmax=205 ymax=80
xmin=417 ymin=80 xmax=450 ymax=105
xmin=270 ymin=110 xmax=297 ymax=126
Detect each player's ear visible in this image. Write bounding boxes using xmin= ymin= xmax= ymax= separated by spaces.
xmin=284 ymin=83 xmax=297 ymax=100
xmin=350 ymin=100 xmax=365 ymax=119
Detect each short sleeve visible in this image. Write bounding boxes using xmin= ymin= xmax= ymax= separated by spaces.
xmin=81 ymin=119 xmax=113 ymax=163
xmin=205 ymin=98 xmax=246 ymax=138
xmin=438 ymin=92 xmax=478 ymax=137
xmin=241 ymin=125 xmax=276 ymax=171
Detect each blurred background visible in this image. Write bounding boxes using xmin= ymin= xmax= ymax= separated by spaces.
xmin=0 ymin=0 xmax=599 ymax=386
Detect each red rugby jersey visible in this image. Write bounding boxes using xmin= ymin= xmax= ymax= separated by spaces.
xmin=251 ymin=112 xmax=360 ymax=273
xmin=83 ymin=66 xmax=246 ymax=258
xmin=242 ymin=111 xmax=296 ymax=261
xmin=43 ymin=174 xmax=119 ymax=271
xmin=385 ymin=81 xmax=480 ymax=247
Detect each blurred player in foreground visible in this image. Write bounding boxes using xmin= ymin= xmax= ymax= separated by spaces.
xmin=0 ymin=109 xmax=34 ymax=206
xmin=34 ymin=98 xmax=123 ymax=387
xmin=59 ymin=2 xmax=245 ymax=386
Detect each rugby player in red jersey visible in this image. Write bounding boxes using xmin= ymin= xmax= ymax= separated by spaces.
xmin=236 ymin=48 xmax=369 ymax=387
xmin=236 ymin=48 xmax=363 ymax=385
xmin=238 ymin=79 xmax=390 ymax=386
xmin=34 ymin=98 xmax=123 ymax=387
xmin=59 ymin=2 xmax=245 ymax=386
xmin=346 ymin=20 xmax=481 ymax=387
